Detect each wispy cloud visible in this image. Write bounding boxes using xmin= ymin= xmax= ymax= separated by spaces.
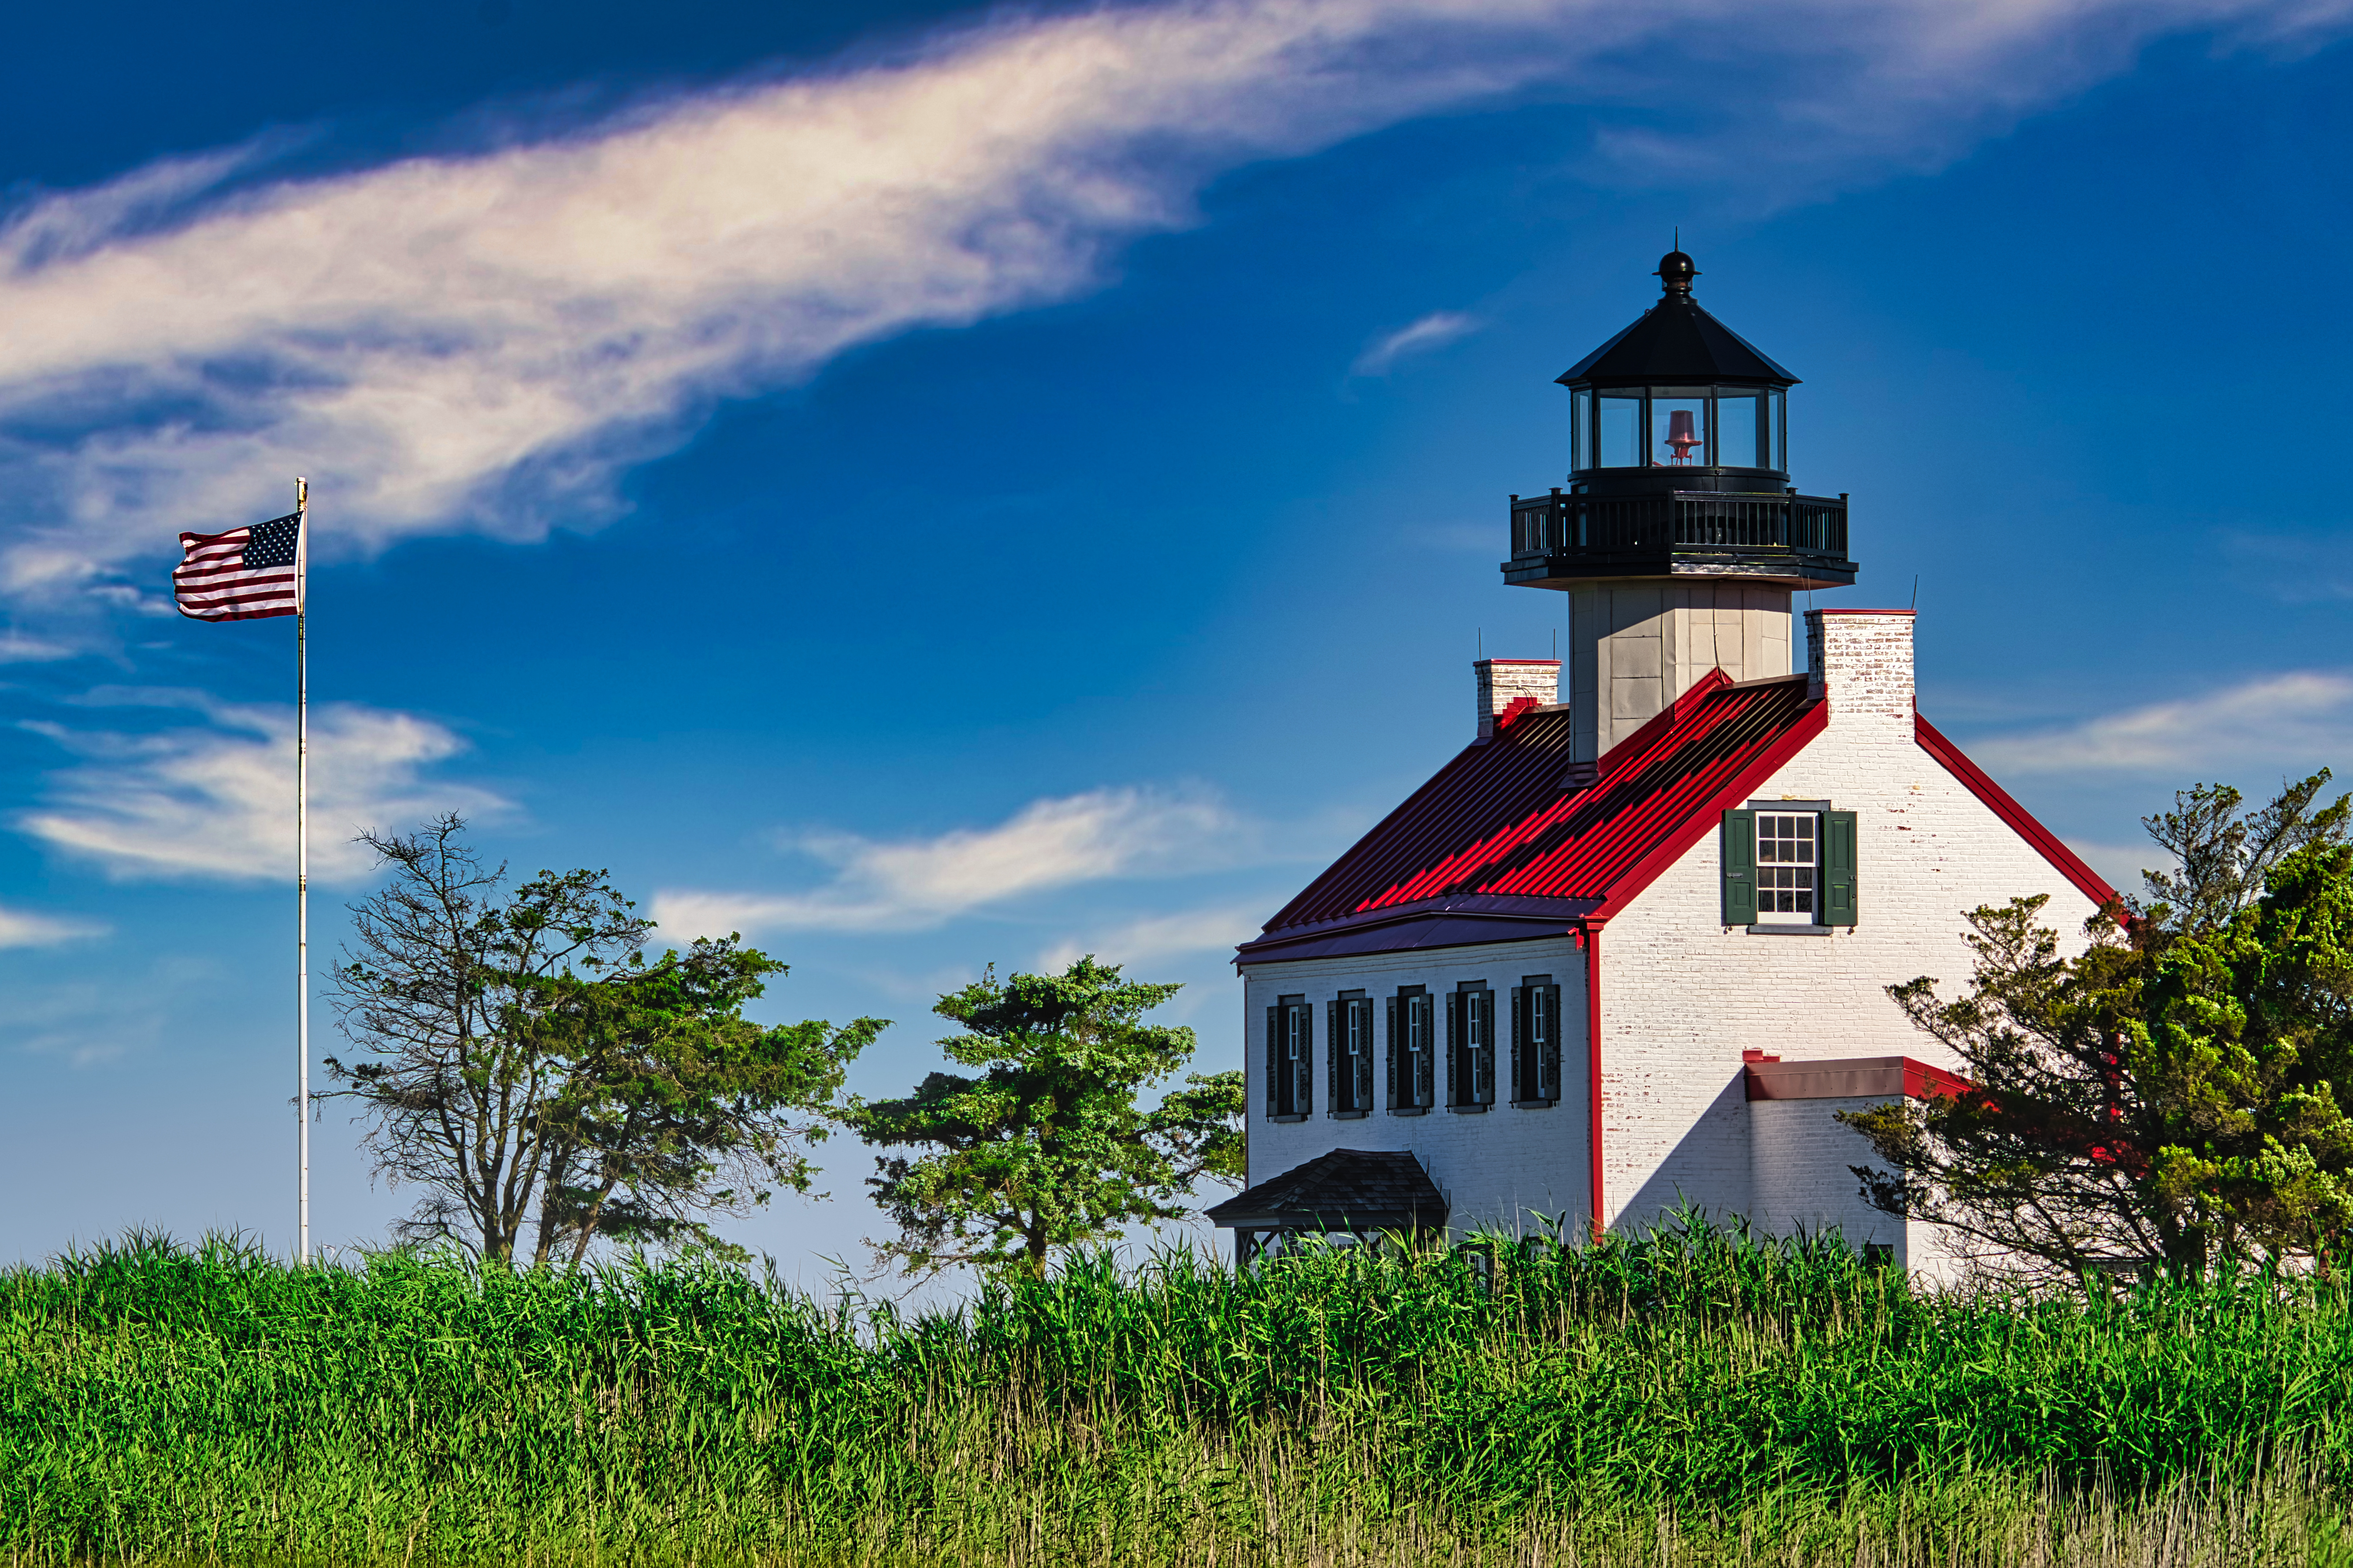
xmin=16 ymin=690 xmax=510 ymax=882
xmin=1352 ymin=311 xmax=1481 ymax=376
xmin=653 ymin=786 xmax=1240 ymax=939
xmin=1037 ymin=903 xmax=1262 ymax=973
xmin=1969 ymin=671 xmax=2353 ymax=777
xmin=2 ymin=0 xmax=2345 ymax=618
xmin=0 ymin=904 xmax=108 ymax=949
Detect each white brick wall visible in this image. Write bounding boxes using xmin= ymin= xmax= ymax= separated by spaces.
xmin=1596 ymin=610 xmax=2102 ymax=1238
xmin=1240 ymin=937 xmax=1592 ymax=1239
xmin=1474 ymin=659 xmax=1561 ymax=741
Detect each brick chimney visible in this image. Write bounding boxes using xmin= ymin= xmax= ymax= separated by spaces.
xmin=1475 ymin=658 xmax=1560 ymax=741
xmin=1805 ymin=610 xmax=1913 ymax=733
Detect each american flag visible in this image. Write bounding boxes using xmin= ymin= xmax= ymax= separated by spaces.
xmin=174 ymin=512 xmax=301 ymax=622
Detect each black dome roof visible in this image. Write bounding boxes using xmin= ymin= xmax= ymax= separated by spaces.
xmin=1558 ymin=254 xmax=1797 ymax=389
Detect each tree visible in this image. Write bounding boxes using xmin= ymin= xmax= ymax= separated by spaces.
xmin=325 ymin=816 xmax=884 ymax=1265
xmin=1842 ymin=774 xmax=2353 ymax=1283
xmin=842 ymin=956 xmax=1246 ymax=1276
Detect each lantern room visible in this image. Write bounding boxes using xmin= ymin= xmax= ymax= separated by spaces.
xmin=1503 ymin=250 xmax=1856 ymax=594
xmin=1561 ymin=251 xmax=1793 ymax=483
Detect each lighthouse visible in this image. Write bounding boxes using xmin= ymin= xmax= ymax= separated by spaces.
xmin=1505 ymin=251 xmax=1857 ymax=779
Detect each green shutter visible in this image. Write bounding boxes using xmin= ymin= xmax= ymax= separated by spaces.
xmin=1542 ymin=984 xmax=1563 ymax=1104
xmin=1510 ymin=985 xmax=1526 ymax=1102
xmin=1447 ymin=991 xmax=1463 ymax=1106
xmin=1356 ymin=1005 xmax=1373 ymax=1109
xmin=1824 ymin=810 xmax=1858 ymax=926
xmin=1385 ymin=997 xmax=1399 ymax=1109
xmin=1265 ymin=1006 xmax=1280 ymax=1116
xmin=1327 ymin=1001 xmax=1340 ymax=1110
xmin=1298 ymin=1005 xmax=1313 ymax=1115
xmin=1722 ymin=808 xmax=1757 ymax=925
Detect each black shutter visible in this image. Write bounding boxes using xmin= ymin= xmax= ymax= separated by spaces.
xmin=1722 ymin=808 xmax=1757 ymax=925
xmin=1265 ymin=1006 xmax=1280 ymax=1116
xmin=1824 ymin=810 xmax=1858 ymax=926
xmin=1417 ymin=999 xmax=1433 ymax=1106
xmin=1355 ymin=1005 xmax=1373 ymax=1109
xmin=1327 ymin=1000 xmax=1340 ymax=1111
xmin=1542 ymin=984 xmax=1562 ymax=1104
xmin=1447 ymin=990 xmax=1463 ymax=1106
xmin=1510 ymin=985 xmax=1526 ymax=1103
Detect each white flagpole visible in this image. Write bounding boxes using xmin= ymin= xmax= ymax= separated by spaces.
xmin=296 ymin=476 xmax=310 ymax=1267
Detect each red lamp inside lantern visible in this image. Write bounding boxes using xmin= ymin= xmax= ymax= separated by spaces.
xmin=1665 ymin=408 xmax=1702 ymax=464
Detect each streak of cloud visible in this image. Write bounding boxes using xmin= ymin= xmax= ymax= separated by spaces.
xmin=1 ymin=0 xmax=2347 ymax=620
xmin=16 ymin=690 xmax=511 ymax=882
xmin=652 ymin=786 xmax=1241 ymax=938
xmin=1352 ymin=311 xmax=1480 ymax=375
xmin=1968 ymin=671 xmax=2353 ymax=777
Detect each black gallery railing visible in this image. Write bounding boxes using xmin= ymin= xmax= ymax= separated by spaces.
xmin=1510 ymin=490 xmax=1848 ymax=561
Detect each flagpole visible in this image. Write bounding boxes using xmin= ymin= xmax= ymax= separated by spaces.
xmin=296 ymin=475 xmax=310 ymax=1268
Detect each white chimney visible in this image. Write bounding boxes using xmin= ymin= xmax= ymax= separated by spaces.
xmin=1805 ymin=609 xmax=1914 ymax=730
xmin=1474 ymin=658 xmax=1561 ymax=741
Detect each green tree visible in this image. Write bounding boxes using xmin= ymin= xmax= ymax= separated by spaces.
xmin=1843 ymin=774 xmax=2353 ymax=1283
xmin=326 ymin=816 xmax=885 ymax=1266
xmin=842 ymin=956 xmax=1245 ymax=1276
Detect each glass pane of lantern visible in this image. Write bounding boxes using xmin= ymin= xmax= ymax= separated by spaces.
xmin=1651 ymin=388 xmax=1708 ymax=467
xmin=1715 ymin=389 xmax=1760 ymax=468
xmin=1570 ymin=388 xmax=1593 ymax=471
xmin=1769 ymin=389 xmax=1787 ymax=471
xmin=1598 ymin=391 xmax=1642 ymax=467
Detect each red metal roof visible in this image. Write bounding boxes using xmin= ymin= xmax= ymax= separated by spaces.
xmin=1255 ymin=670 xmax=1824 ymax=942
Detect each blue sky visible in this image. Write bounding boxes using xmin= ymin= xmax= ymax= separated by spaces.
xmin=6 ymin=0 xmax=2353 ymax=1282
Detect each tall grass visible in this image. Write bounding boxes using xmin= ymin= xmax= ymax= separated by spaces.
xmin=4 ymin=1220 xmax=2349 ymax=1565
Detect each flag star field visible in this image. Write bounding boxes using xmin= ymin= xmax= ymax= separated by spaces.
xmin=4 ymin=0 xmax=2353 ymax=1285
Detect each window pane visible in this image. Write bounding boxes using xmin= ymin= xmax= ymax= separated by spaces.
xmin=1599 ymin=391 xmax=1642 ymax=467
xmin=1770 ymin=390 xmax=1787 ymax=471
xmin=1755 ymin=814 xmax=1818 ymax=921
xmin=1651 ymin=388 xmax=1708 ymax=467
xmin=1571 ymin=388 xmax=1593 ymax=471
xmin=1716 ymin=389 xmax=1759 ymax=468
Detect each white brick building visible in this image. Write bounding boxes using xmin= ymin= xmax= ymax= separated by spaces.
xmin=1207 ymin=254 xmax=2112 ymax=1276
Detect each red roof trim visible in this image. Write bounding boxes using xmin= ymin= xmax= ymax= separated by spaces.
xmin=1589 ymin=693 xmax=1828 ymax=918
xmin=1814 ymin=608 xmax=1917 ymax=617
xmin=1913 ymin=713 xmax=2119 ymax=912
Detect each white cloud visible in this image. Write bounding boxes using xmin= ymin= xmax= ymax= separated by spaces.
xmin=653 ymin=786 xmax=1239 ymax=938
xmin=0 ymin=904 xmax=108 ymax=948
xmin=1968 ymin=671 xmax=2353 ymax=777
xmin=0 ymin=0 xmax=2345 ymax=614
xmin=0 ymin=631 xmax=75 ymax=662
xmin=1352 ymin=311 xmax=1481 ymax=376
xmin=16 ymin=691 xmax=511 ymax=882
xmin=1037 ymin=903 xmax=1263 ymax=972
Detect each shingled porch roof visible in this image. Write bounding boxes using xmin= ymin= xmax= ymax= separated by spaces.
xmin=1202 ymin=1149 xmax=1448 ymax=1233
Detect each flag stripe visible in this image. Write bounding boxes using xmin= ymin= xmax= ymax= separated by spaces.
xmin=173 ymin=515 xmax=300 ymax=622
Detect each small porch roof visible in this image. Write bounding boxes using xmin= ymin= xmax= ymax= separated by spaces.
xmin=1202 ymin=1149 xmax=1448 ymax=1233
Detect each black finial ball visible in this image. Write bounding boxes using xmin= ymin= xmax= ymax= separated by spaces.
xmin=1655 ymin=250 xmax=1698 ymax=295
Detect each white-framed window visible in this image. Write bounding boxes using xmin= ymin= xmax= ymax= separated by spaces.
xmin=1334 ymin=992 xmax=1374 ymax=1113
xmin=1392 ymin=988 xmax=1434 ymax=1111
xmin=1450 ymin=982 xmax=1495 ymax=1107
xmin=1513 ymin=976 xmax=1562 ymax=1105
xmin=1754 ymin=811 xmax=1819 ymax=924
xmin=1266 ymin=994 xmax=1312 ymax=1118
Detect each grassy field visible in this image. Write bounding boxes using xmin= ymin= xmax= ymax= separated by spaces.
xmin=5 ymin=1220 xmax=2351 ymax=1567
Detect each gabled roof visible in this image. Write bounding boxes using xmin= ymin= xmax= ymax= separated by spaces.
xmin=1202 ymin=1149 xmax=1447 ymax=1232
xmin=1239 ymin=671 xmax=1824 ymax=963
xmin=1558 ymin=293 xmax=1798 ymax=389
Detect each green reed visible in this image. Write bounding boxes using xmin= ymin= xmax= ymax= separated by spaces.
xmin=5 ymin=1220 xmax=2351 ymax=1566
